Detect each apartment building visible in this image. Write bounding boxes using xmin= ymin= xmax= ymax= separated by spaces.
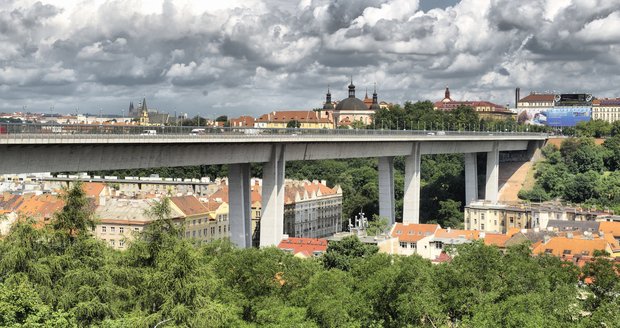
xmin=283 ymin=180 xmax=343 ymax=238
xmin=94 ymin=198 xmax=184 ymax=250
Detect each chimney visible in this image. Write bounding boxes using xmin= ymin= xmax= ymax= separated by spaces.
xmin=543 ymin=235 xmax=551 ymax=244
xmin=479 ymin=231 xmax=486 ymax=239
xmin=567 ymin=232 xmax=573 ymax=239
xmin=515 ymin=87 xmax=520 ymax=109
xmin=447 ymin=227 xmax=451 ymax=233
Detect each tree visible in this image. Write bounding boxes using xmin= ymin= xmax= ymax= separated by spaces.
xmin=437 ymin=199 xmax=463 ymax=228
xmin=52 ymin=181 xmax=96 ymax=246
xmin=563 ymin=171 xmax=599 ymax=203
xmin=603 ymin=134 xmax=620 ymax=170
xmin=286 ymin=120 xmax=301 ymax=128
xmin=561 ymin=138 xmax=604 ymax=174
xmin=322 ymin=236 xmax=378 ymax=271
xmin=366 ymin=215 xmax=389 ymax=236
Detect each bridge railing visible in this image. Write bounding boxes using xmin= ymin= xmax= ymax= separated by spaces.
xmin=0 ymin=122 xmax=547 ymax=138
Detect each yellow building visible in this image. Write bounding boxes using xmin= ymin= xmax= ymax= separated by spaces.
xmin=254 ymin=110 xmax=333 ymax=129
xmin=592 ymin=98 xmax=620 ymax=123
xmin=94 ymin=198 xmax=184 ymax=250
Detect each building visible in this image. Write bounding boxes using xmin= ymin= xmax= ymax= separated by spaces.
xmin=329 ymin=80 xmax=381 ymax=127
xmin=592 ymin=98 xmax=620 ymax=123
xmin=283 ymin=180 xmax=343 ymax=239
xmin=169 ymin=195 xmax=217 ymax=242
xmin=390 ymin=223 xmax=440 ymax=257
xmin=516 ymin=92 xmax=555 ymax=125
xmin=434 ymin=87 xmax=516 ymax=121
xmin=464 ymin=200 xmax=611 ymax=233
xmin=254 ymin=110 xmax=332 ymax=129
xmin=464 ymin=201 xmax=531 ymax=233
xmin=94 ymin=198 xmax=184 ymax=250
xmin=277 ymin=237 xmax=328 ymax=258
xmin=229 ymin=115 xmax=255 ymax=127
xmin=531 ymin=235 xmax=612 ymax=258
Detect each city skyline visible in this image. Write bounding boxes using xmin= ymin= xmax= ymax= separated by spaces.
xmin=1 ymin=0 xmax=619 ymax=116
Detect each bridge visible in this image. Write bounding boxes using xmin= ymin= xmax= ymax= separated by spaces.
xmin=0 ymin=123 xmax=547 ymax=248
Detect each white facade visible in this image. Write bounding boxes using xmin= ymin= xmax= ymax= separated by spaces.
xmin=592 ymin=103 xmax=620 ymax=123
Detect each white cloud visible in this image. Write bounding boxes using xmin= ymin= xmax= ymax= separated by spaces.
xmin=0 ymin=0 xmax=618 ymax=115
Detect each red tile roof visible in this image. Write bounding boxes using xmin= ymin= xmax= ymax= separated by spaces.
xmin=82 ymin=182 xmax=106 ymax=197
xmin=532 ymin=236 xmax=610 ymax=257
xmin=483 ymin=233 xmax=510 ymax=247
xmin=278 ymin=237 xmax=328 ymax=257
xmin=391 ymin=223 xmax=440 ymax=242
xmin=518 ymin=93 xmax=555 ymax=103
xmin=170 ymin=195 xmax=209 ymax=216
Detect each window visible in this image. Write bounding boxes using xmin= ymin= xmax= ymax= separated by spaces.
xmin=192 ymin=231 xmax=196 ymax=238
xmin=544 ymin=249 xmax=553 ymax=254
xmin=562 ymin=249 xmax=571 ymax=255
xmin=119 ymin=240 xmax=125 ymax=247
xmin=119 ymin=227 xmax=124 ymax=234
xmin=110 ymin=240 xmax=115 ymax=246
xmin=134 ymin=227 xmax=139 ymax=231
xmin=110 ymin=226 xmax=115 ymax=233
xmin=409 ymin=242 xmax=416 ymax=249
xmin=203 ymin=228 xmax=207 ymax=236
xmin=399 ymin=242 xmax=407 ymax=248
xmin=102 ymin=226 xmax=107 ymax=233
xmin=193 ymin=220 xmax=196 ymax=225
xmin=218 ymin=226 xmax=222 ymax=234
xmin=185 ymin=232 xmax=190 ymax=238
xmin=481 ymin=224 xmax=485 ymax=230
xmin=481 ymin=213 xmax=485 ymax=220
xmin=211 ymin=227 xmax=215 ymax=235
xmin=435 ymin=242 xmax=443 ymax=249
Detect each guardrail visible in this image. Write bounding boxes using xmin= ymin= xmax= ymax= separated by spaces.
xmin=0 ymin=122 xmax=547 ymax=138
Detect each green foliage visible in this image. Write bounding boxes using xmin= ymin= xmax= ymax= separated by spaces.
xmin=322 ymin=236 xmax=378 ymax=271
xmin=1 ymin=199 xmax=614 ymax=328
xmin=52 ymin=181 xmax=96 ymax=246
xmin=575 ymin=119 xmax=612 ymax=138
xmin=366 ymin=215 xmax=389 ymax=236
xmin=560 ymin=138 xmax=604 ymax=174
xmin=563 ymin=171 xmax=599 ymax=203
xmin=437 ymin=199 xmax=463 ymax=228
xmin=287 ymin=120 xmax=301 ymax=128
xmin=518 ymin=184 xmax=551 ymax=202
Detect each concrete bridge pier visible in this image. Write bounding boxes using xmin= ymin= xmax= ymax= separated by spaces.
xmin=485 ymin=142 xmax=499 ymax=203
xmin=464 ymin=153 xmax=478 ymax=205
xmin=259 ymin=144 xmax=286 ymax=247
xmin=378 ymin=156 xmax=395 ymax=226
xmin=403 ymin=143 xmax=421 ymax=224
xmin=228 ymin=163 xmax=252 ymax=248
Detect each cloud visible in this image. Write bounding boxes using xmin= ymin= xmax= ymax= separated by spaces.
xmin=0 ymin=0 xmax=619 ymax=116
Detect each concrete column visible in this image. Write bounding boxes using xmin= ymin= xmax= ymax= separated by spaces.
xmin=403 ymin=143 xmax=421 ymax=224
xmin=378 ymin=156 xmax=395 ymax=225
xmin=485 ymin=142 xmax=499 ymax=203
xmin=229 ymin=163 xmax=252 ymax=248
xmin=260 ymin=145 xmax=286 ymax=247
xmin=464 ymin=153 xmax=478 ymax=206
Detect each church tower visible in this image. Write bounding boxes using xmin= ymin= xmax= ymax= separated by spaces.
xmin=323 ymin=86 xmax=334 ymax=110
xmin=138 ymin=98 xmax=149 ymax=125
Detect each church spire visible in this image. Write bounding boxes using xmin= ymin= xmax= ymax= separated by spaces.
xmin=348 ymin=77 xmax=355 ymax=98
xmin=323 ymin=85 xmax=334 ymax=110
xmin=370 ymin=83 xmax=381 ymax=110
xmin=444 ymin=86 xmax=451 ymax=101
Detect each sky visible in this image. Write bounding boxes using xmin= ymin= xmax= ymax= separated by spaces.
xmin=1 ymin=0 xmax=619 ymax=117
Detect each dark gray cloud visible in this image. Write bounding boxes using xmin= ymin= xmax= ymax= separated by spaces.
xmin=0 ymin=0 xmax=619 ymax=117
